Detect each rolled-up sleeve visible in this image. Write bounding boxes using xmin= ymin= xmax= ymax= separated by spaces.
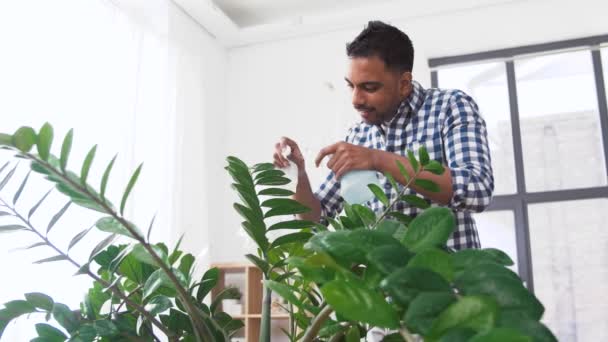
xmin=443 ymin=92 xmax=494 ymax=213
xmin=314 ymin=172 xmax=344 ymax=221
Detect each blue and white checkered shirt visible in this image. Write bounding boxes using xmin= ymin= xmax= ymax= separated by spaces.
xmin=314 ymin=80 xmax=494 ymax=250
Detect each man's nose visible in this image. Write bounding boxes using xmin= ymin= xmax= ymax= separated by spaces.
xmin=352 ymin=88 xmax=366 ymax=107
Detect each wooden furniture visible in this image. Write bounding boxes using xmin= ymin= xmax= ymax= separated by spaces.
xmin=211 ymin=263 xmax=290 ymax=341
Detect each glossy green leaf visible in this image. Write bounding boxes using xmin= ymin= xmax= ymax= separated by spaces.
xmin=245 ymin=253 xmax=270 ymax=273
xmin=255 ymin=176 xmax=291 ymax=186
xmin=12 ymin=126 xmax=36 ymax=152
xmin=80 ymin=145 xmax=97 ymax=185
xmin=265 ymin=280 xmax=316 ymax=315
xmin=254 ymin=169 xmax=284 ymax=180
xmin=366 ymin=245 xmax=413 ymax=275
xmin=46 ymin=201 xmax=71 ymax=234
xmin=452 ymin=249 xmax=514 ymax=272
xmin=52 ymin=303 xmax=79 ymax=333
xmin=241 ymin=220 xmax=269 ymax=252
xmin=497 ymin=310 xmax=557 ymax=342
xmin=268 ymin=219 xmax=316 ymax=231
xmin=428 ymin=296 xmax=499 ymax=339
xmin=144 ymin=296 xmax=172 ymax=316
xmin=270 ymin=232 xmax=313 ymax=249
xmin=146 ymin=214 xmax=156 ymax=242
xmin=178 ymin=253 xmax=195 ymax=279
xmin=385 ymin=172 xmax=400 ymax=192
xmin=120 ymin=163 xmax=142 ymax=215
xmin=404 ymin=292 xmax=456 ymax=335
xmin=396 ymin=160 xmax=411 ymax=183
xmin=210 ymin=287 xmax=241 ymax=314
xmin=406 ymin=248 xmax=453 ymax=282
xmin=352 ymin=204 xmax=377 ymax=226
xmin=419 ymin=146 xmax=430 ymax=166
xmin=380 ymin=267 xmax=451 ymax=307
xmin=482 ymin=248 xmax=514 ymax=266
xmin=253 ymin=162 xmax=275 ymax=172
xmin=345 ymin=325 xmax=360 ymax=342
xmin=100 ymin=154 xmax=116 ymax=201
xmin=13 ymin=170 xmax=31 ymax=205
xmin=376 ymin=219 xmax=403 ymax=236
xmin=258 ymin=187 xmax=294 ymax=197
xmin=25 ymin=293 xmax=54 ymax=311
xmin=401 ymin=194 xmax=430 ymax=209
xmin=414 ymin=179 xmax=441 ymax=192
xmin=197 ymin=268 xmax=220 ymax=301
xmin=321 ymin=277 xmax=399 ymax=328
xmin=36 ymin=123 xmax=54 ymax=161
xmin=35 ymin=323 xmax=67 ymax=340
xmin=468 ymin=328 xmax=532 ymax=342
xmin=454 ymin=263 xmax=521 ymax=290
xmin=389 ymin=211 xmax=413 ymax=225
xmin=95 ymin=216 xmax=142 ymax=239
xmin=143 ymin=268 xmax=188 ymax=299
xmin=88 ymin=234 xmax=117 ymax=261
xmin=402 ymin=207 xmax=455 ymax=252
xmin=0 ymin=163 xmax=18 ymax=192
xmin=424 ymin=160 xmax=445 ymax=175
xmin=262 ymin=198 xmax=310 ymax=218
xmin=94 ymin=320 xmax=119 ymax=337
xmin=28 ymin=188 xmax=52 ymax=219
xmin=407 ymin=150 xmax=419 ymax=173
xmin=436 ymin=328 xmax=477 ymax=342
xmin=368 ymin=183 xmax=389 ymax=206
xmin=68 ymin=225 xmax=94 ymax=251
xmin=59 ymin=129 xmax=73 ymax=172
xmin=131 ymin=243 xmax=168 ymax=267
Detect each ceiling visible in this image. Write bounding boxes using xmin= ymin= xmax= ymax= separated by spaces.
xmin=173 ymin=0 xmax=529 ymax=48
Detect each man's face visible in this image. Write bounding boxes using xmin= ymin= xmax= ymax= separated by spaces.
xmin=345 ymin=55 xmax=412 ymax=125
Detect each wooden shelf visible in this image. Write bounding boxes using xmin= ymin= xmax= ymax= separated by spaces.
xmin=211 ymin=263 xmax=291 ymax=341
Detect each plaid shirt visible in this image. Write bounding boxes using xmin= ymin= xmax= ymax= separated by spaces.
xmin=314 ymin=80 xmax=494 ymax=250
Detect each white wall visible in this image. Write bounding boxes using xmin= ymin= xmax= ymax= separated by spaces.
xmin=209 ymin=0 xmax=608 ymax=262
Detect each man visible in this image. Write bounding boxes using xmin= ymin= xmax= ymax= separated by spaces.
xmin=273 ymin=21 xmax=493 ymax=251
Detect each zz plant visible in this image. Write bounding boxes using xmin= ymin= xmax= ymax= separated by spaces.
xmin=226 ymin=148 xmax=558 ymax=342
xmin=0 ymin=124 xmax=242 ymax=341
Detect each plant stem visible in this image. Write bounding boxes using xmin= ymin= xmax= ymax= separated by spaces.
xmin=25 ymin=153 xmax=217 ymax=342
xmin=371 ymin=169 xmax=422 ymax=229
xmin=399 ymin=326 xmax=416 ymax=342
xmin=259 ymin=281 xmax=272 ymax=342
xmin=302 ymin=304 xmax=334 ymax=342
xmin=1 ymin=200 xmax=173 ymax=339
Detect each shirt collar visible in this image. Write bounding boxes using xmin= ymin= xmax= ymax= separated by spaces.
xmin=382 ymin=80 xmax=425 ymax=128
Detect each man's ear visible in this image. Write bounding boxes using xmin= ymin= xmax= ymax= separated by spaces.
xmin=399 ymin=71 xmax=413 ymax=97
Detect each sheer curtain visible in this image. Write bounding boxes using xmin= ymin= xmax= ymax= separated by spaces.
xmin=0 ymin=1 xmax=212 ymax=339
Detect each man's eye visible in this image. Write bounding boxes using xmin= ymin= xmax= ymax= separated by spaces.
xmin=363 ymin=86 xmax=379 ymax=92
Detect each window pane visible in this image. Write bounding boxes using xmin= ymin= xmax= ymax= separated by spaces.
xmin=473 ymin=210 xmax=518 ymax=273
xmin=604 ymin=47 xmax=608 ymax=108
xmin=528 ymin=199 xmax=608 ymax=341
xmin=516 ymin=50 xmax=607 ymax=192
xmin=437 ymin=62 xmax=516 ymax=195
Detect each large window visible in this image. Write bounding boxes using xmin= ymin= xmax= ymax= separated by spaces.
xmin=431 ymin=36 xmax=608 ymax=342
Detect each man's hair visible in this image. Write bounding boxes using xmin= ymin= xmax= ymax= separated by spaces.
xmin=346 ymin=21 xmax=414 ymax=73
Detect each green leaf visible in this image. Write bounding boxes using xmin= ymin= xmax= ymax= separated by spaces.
xmin=497 ymin=310 xmax=557 ymax=342
xmin=68 ymin=225 xmax=94 ymax=251
xmin=89 ymin=234 xmax=117 ymax=261
xmin=482 ymin=248 xmax=514 ymax=266
xmin=4 ymin=300 xmax=36 ymax=316
xmin=380 ymin=267 xmax=451 ymax=307
xmin=265 ymin=280 xmax=314 ymax=315
xmin=454 ymin=263 xmax=521 ymax=290
xmin=376 ymin=219 xmax=403 ymax=236
xmin=321 ymin=277 xmax=399 ymax=328
xmin=46 ymin=201 xmax=71 ymax=234
xmin=404 ymin=292 xmax=457 ymax=335
xmin=52 ymin=303 xmax=79 ymax=333
xmin=254 ymin=169 xmax=285 ymax=180
xmin=241 ymin=220 xmax=269 ymax=253
xmin=34 ymin=255 xmax=69 ymax=264
xmin=468 ymin=328 xmax=532 ymax=342
xmin=13 ymin=242 xmax=47 ymax=250
xmin=367 ymin=183 xmax=389 ymax=206
xmin=245 ymin=254 xmax=270 ymax=273
xmin=419 ymin=146 xmax=430 ymax=166
xmin=94 ymin=319 xmax=119 ymax=337
xmin=406 ymin=248 xmax=453 ymax=282
xmin=95 ymin=216 xmax=143 ymax=239
xmin=452 ymin=249 xmax=515 ymax=272
xmin=0 ymin=224 xmax=27 ymax=234
xmin=144 ymin=296 xmax=172 ymax=316
xmin=258 ymin=187 xmax=294 ymax=197
xmin=366 ymin=245 xmax=413 ymax=275
xmin=381 ymin=333 xmax=407 ymax=341
xmin=389 ymin=211 xmax=413 ymax=225
xmin=326 ymin=216 xmax=343 ymax=230
xmin=428 ymin=296 xmax=499 ymax=339
xmin=255 ymin=176 xmax=291 ymax=186
xmin=25 ymin=293 xmax=54 ymax=311
xmin=385 ymin=172 xmax=400 ymax=192
xmin=414 ymin=179 xmax=440 ymax=192
xmin=271 ymin=232 xmax=313 ymax=249
xmin=352 ymin=204 xmax=377 ymax=226
xmin=83 ymin=282 xmax=110 ymax=320
xmin=0 ymin=163 xmax=18 ymax=192
xmin=28 ymin=188 xmax=52 ymax=219
xmin=12 ymin=126 xmax=37 ymax=152
xmin=178 ymin=253 xmax=195 ymax=279
xmin=80 ymin=145 xmax=97 ymax=185
xmin=196 ymin=268 xmax=220 ymax=301
xmin=35 ymin=323 xmax=67 ymax=340
xmin=458 ymin=275 xmax=544 ymax=320
xmin=424 ymin=160 xmax=445 ymax=175
xmin=436 ymin=328 xmax=477 ymax=342
xmin=262 ymin=198 xmax=310 ymax=218
xmin=59 ymin=129 xmax=73 ymax=172
xmin=120 ymin=163 xmax=142 ymax=215
xmin=345 ymin=325 xmax=360 ymax=342
xmin=402 ymin=207 xmax=455 ymax=252
xmin=146 ymin=214 xmax=156 ymax=242
xmin=396 ymin=160 xmax=411 ymax=183
xmin=36 ymin=123 xmax=54 ymax=161
xmin=131 ymin=243 xmax=168 ymax=267
xmin=12 ymin=170 xmax=31 ymax=205
xmin=210 ymin=287 xmax=241 ymax=314
xmin=401 ymin=194 xmax=430 ymax=209
xmin=268 ymin=219 xmax=316 ymax=231
xmin=143 ymin=268 xmax=188 ymax=299
xmin=100 ymin=154 xmax=117 ymax=200
xmin=407 ymin=150 xmax=419 ymax=173
xmin=253 ymin=162 xmax=275 ymax=172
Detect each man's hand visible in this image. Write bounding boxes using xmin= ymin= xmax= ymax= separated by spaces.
xmin=274 ymin=136 xmax=305 ymax=170
xmin=315 ymin=142 xmax=377 ymax=179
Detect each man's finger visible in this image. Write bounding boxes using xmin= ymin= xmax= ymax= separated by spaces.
xmin=315 ymin=143 xmax=340 ymax=167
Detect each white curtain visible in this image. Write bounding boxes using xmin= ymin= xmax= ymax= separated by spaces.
xmin=0 ymin=0 xmax=214 ymax=339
